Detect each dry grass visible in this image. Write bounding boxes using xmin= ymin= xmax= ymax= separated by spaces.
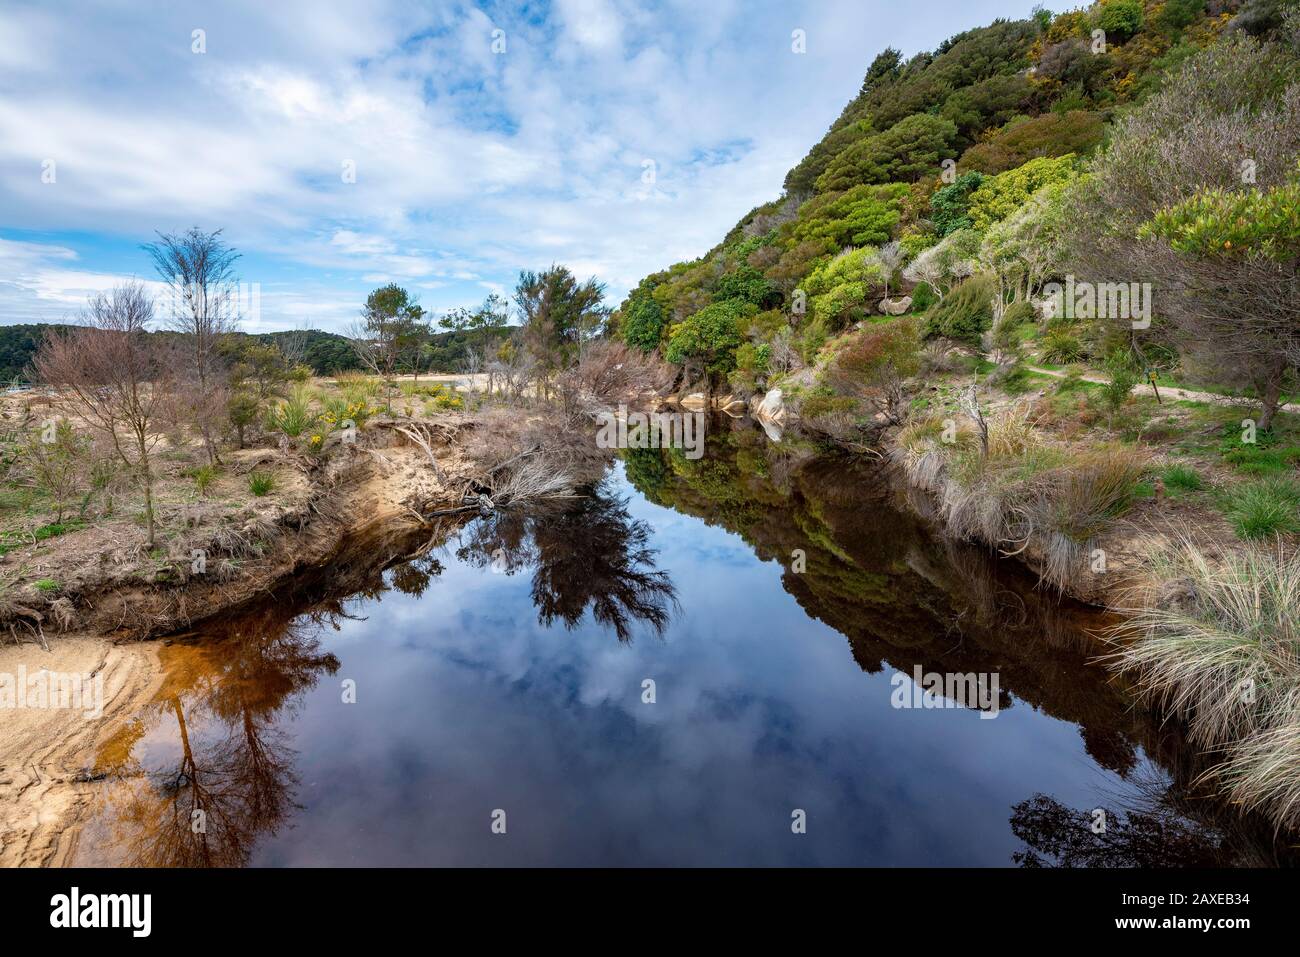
xmin=896 ymin=403 xmax=1148 ymax=588
xmin=1107 ymin=537 xmax=1300 ymax=829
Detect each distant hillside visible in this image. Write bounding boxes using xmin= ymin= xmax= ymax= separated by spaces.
xmin=0 ymin=323 xmax=512 ymax=382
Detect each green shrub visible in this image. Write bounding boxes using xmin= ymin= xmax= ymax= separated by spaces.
xmin=926 ymin=274 xmax=997 ymax=344
xmin=266 ymin=383 xmax=317 ymax=438
xmin=249 ymin=472 xmax=276 ymax=497
xmin=1100 ymin=351 xmax=1139 ymax=416
xmin=1095 ymin=0 xmax=1144 ymax=40
xmin=1040 ymin=328 xmax=1086 ymax=364
xmin=1002 ymin=300 xmax=1037 ymax=327
xmin=909 ymin=281 xmax=936 ymax=313
xmin=1224 ymin=477 xmax=1300 ymax=539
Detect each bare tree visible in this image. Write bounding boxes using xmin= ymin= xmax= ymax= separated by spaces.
xmin=556 ymin=339 xmax=675 ymax=421
xmin=34 ymin=282 xmax=173 ymax=548
xmin=144 ymin=227 xmax=241 ymax=464
xmin=460 ymin=346 xmax=483 ymax=392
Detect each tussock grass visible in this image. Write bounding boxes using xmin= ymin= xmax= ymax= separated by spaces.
xmin=1163 ymin=463 xmax=1204 ymax=492
xmin=1223 ymin=477 xmax=1300 ymax=540
xmin=1107 ymin=538 xmax=1300 ymax=829
xmin=248 ymin=472 xmax=276 ymax=497
xmin=896 ymin=402 xmax=1147 ymax=588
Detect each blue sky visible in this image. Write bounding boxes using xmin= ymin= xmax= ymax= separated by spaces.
xmin=0 ymin=0 xmax=1036 ymax=333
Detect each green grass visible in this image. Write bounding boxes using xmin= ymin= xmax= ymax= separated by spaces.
xmin=1220 ymin=444 xmax=1300 ymax=475
xmin=187 ymin=464 xmax=220 ymax=496
xmin=248 ymin=472 xmax=276 ymax=497
xmin=1162 ymin=464 xmax=1204 ymax=492
xmin=34 ymin=577 xmax=60 ymax=593
xmin=0 ymin=520 xmax=86 ymax=557
xmin=1222 ymin=477 xmax=1300 ymax=539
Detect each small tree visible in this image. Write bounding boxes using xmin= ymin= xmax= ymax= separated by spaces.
xmin=20 ymin=420 xmax=86 ymax=523
xmin=825 ymin=317 xmax=922 ymax=425
xmin=34 ymin=282 xmax=172 ymax=548
xmin=664 ymin=300 xmax=749 ymax=402
xmin=514 ymin=266 xmax=608 ymax=396
xmin=350 ymin=284 xmax=426 ymax=403
xmin=143 ymin=227 xmax=240 ymax=465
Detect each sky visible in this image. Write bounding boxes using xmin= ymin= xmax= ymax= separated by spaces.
xmin=0 ymin=0 xmax=1036 ymax=334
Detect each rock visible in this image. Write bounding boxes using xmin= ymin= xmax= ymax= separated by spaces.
xmin=678 ymin=392 xmax=707 ymax=411
xmin=754 ymin=388 xmax=786 ymax=424
xmin=877 ymin=296 xmax=912 ymax=316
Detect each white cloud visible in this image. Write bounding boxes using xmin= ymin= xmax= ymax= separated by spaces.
xmin=0 ymin=0 xmax=1035 ymax=331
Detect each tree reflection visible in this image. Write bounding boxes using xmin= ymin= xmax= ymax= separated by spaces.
xmin=95 ymin=607 xmax=341 ymax=867
xmin=456 ymin=478 xmax=678 ymax=642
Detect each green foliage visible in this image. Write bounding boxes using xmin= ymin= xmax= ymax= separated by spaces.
xmin=1223 ymin=477 xmax=1300 ymax=539
xmin=665 ymin=300 xmax=752 ymax=378
xmin=730 ymin=341 xmax=772 ymax=393
xmin=189 ymin=464 xmax=219 ymax=497
xmin=1163 ymin=464 xmax=1204 ymax=491
xmin=421 ymin=326 xmax=513 ymax=372
xmin=939 ymin=73 xmax=1034 ymax=144
xmin=620 ymin=290 xmax=665 ymax=353
xmin=929 ymin=171 xmax=984 ymax=236
xmin=803 ymin=247 xmax=886 ymax=325
xmin=266 ymin=383 xmax=317 ymax=438
xmin=715 ymin=265 xmax=776 ymax=307
xmin=515 ymin=265 xmax=608 ymax=370
xmin=1100 ymin=351 xmax=1139 ymax=415
xmin=1040 ymin=328 xmax=1086 ymax=364
xmin=1002 ymin=300 xmax=1037 ymax=327
xmin=815 ymin=113 xmax=958 ymax=193
xmin=1095 ymin=0 xmax=1144 ymax=40
xmin=926 ymin=273 xmax=997 ymax=343
xmin=959 ymin=111 xmax=1104 ymax=174
xmin=34 ymin=578 xmax=60 ymax=594
xmin=1140 ymin=172 xmax=1300 ymax=260
xmin=793 ymin=183 xmax=908 ymax=248
xmin=1156 ymin=0 xmax=1205 ymax=34
xmin=248 ymin=472 xmax=276 ymax=497
xmin=909 ymin=281 xmax=936 ymax=312
xmin=967 ymin=154 xmax=1079 ymax=229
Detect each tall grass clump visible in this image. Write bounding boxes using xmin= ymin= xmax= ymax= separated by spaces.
xmin=248 ymin=472 xmax=276 ymax=497
xmin=1107 ymin=538 xmax=1300 ymax=829
xmin=266 ymin=383 xmax=317 ymax=438
xmin=1224 ymin=477 xmax=1300 ymax=540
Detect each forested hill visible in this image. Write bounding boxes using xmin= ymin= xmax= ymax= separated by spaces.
xmin=0 ymin=323 xmax=512 ymax=383
xmin=610 ymin=0 xmax=1296 ymax=400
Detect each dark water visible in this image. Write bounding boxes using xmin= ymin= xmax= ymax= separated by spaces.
xmin=74 ymin=423 xmax=1288 ymax=866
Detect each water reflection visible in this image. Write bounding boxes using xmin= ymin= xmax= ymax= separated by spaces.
xmin=68 ymin=420 xmax=1294 ymax=867
xmin=88 ymin=609 xmax=340 ymax=866
xmin=456 ymin=479 xmax=678 ymax=641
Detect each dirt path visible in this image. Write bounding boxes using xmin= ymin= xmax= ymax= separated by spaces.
xmin=1024 ymin=365 xmax=1298 ymax=415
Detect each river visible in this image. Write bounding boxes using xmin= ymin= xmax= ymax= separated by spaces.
xmin=69 ymin=419 xmax=1290 ymax=866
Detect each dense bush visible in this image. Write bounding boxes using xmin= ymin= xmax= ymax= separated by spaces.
xmin=959 ymin=111 xmax=1104 ymax=174
xmin=928 ymin=171 xmax=984 ymax=236
xmin=815 ymin=114 xmax=958 ymax=193
xmin=925 ymin=273 xmax=998 ymax=343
